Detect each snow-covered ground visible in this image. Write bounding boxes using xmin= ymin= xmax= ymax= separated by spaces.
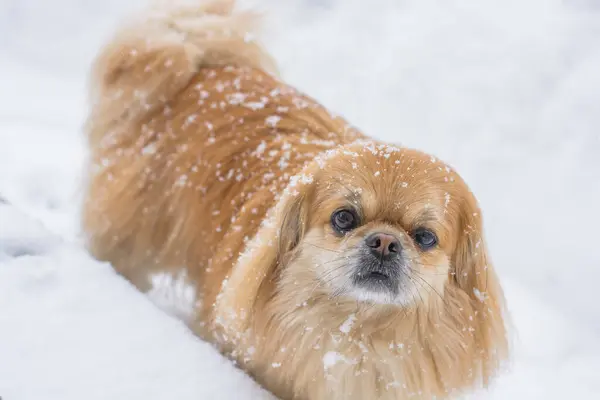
xmin=1 ymin=0 xmax=599 ymax=398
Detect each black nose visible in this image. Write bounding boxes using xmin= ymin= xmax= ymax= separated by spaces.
xmin=365 ymin=232 xmax=401 ymax=257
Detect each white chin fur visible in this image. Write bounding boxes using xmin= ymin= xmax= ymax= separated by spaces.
xmin=349 ymin=287 xmax=413 ymax=306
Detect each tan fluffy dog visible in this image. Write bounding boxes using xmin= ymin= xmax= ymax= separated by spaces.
xmin=82 ymin=1 xmax=508 ymax=398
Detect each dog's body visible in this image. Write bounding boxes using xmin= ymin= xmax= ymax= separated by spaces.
xmin=83 ymin=1 xmax=508 ymax=399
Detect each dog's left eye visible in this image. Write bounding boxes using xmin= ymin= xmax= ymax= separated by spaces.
xmin=331 ymin=209 xmax=358 ymax=234
xmin=413 ymin=228 xmax=438 ymax=250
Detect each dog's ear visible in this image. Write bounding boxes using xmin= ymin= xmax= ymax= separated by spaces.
xmin=213 ymin=174 xmax=313 ymax=343
xmin=276 ymin=192 xmax=310 ymax=264
xmin=452 ymin=192 xmax=508 ymax=383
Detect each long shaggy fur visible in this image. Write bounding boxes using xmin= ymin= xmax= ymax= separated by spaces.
xmin=82 ymin=1 xmax=508 ymax=399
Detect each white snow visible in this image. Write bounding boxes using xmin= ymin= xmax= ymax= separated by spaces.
xmin=146 ymin=271 xmax=199 ymax=323
xmin=1 ymin=0 xmax=600 ymax=399
xmin=339 ymin=313 xmax=357 ymax=334
xmin=323 ymin=351 xmax=355 ymax=370
xmin=265 ymin=115 xmax=281 ymax=127
xmin=0 ymin=203 xmax=274 ymax=400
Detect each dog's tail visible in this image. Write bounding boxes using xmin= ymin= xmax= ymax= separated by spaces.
xmin=87 ymin=0 xmax=276 ymax=144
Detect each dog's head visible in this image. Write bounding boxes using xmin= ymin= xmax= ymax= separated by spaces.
xmin=230 ymin=142 xmax=499 ymax=306
xmin=216 ymin=140 xmax=507 ymax=382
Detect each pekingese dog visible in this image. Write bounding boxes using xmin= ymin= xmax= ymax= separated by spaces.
xmin=82 ymin=1 xmax=508 ymax=399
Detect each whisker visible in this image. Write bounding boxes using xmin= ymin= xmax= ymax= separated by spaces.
xmin=303 ymin=242 xmax=343 ymax=254
xmin=409 ymin=269 xmax=449 ymax=308
xmin=401 ymin=271 xmax=425 ymax=307
xmin=405 ymin=266 xmax=449 ymax=276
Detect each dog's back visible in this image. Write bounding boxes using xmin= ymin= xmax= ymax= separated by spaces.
xmin=83 ymin=0 xmax=278 ymax=289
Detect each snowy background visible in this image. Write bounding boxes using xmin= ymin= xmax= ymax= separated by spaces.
xmin=1 ymin=0 xmax=599 ymax=398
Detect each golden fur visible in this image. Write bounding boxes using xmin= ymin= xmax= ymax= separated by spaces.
xmin=82 ymin=1 xmax=508 ymax=398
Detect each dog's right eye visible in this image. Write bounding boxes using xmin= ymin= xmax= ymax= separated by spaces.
xmin=331 ymin=209 xmax=359 ymax=234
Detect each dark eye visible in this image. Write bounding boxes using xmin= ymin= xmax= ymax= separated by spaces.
xmin=331 ymin=209 xmax=359 ymax=234
xmin=413 ymin=228 xmax=438 ymax=250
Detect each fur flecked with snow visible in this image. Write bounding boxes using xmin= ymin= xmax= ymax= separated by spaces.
xmin=82 ymin=1 xmax=508 ymax=399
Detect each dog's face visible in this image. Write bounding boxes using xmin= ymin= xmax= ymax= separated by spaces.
xmin=277 ymin=142 xmax=486 ymax=309
xmin=218 ymin=140 xmax=504 ymax=351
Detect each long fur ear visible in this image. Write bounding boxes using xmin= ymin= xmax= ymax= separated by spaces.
xmin=277 ymin=193 xmax=310 ymax=263
xmin=452 ymin=192 xmax=508 ymax=384
xmin=213 ymin=173 xmax=313 ymax=344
